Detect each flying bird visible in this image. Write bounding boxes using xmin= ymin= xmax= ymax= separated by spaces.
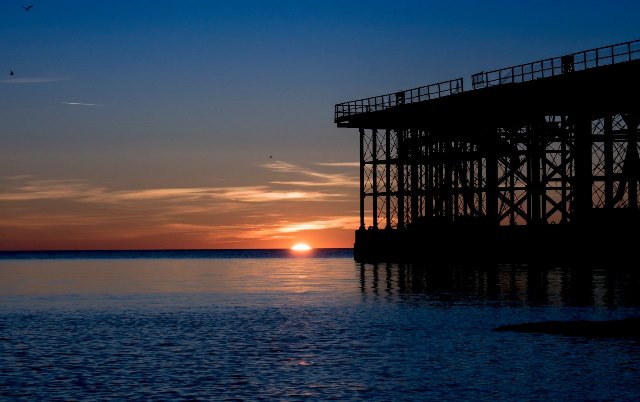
xmin=22 ymin=5 xmax=34 ymax=11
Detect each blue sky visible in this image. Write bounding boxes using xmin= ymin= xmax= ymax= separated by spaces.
xmin=1 ymin=0 xmax=639 ymax=249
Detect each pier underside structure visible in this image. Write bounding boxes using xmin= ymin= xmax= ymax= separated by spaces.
xmin=335 ymin=40 xmax=640 ymax=262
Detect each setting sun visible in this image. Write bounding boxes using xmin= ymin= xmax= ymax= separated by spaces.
xmin=291 ymin=243 xmax=312 ymax=251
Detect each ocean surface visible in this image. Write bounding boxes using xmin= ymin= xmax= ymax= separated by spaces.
xmin=1 ymin=249 xmax=639 ymax=401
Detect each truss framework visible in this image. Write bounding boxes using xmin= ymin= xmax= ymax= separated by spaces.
xmin=358 ymin=113 xmax=640 ymax=230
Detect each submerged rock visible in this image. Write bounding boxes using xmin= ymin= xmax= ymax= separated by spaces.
xmin=493 ymin=318 xmax=640 ymax=338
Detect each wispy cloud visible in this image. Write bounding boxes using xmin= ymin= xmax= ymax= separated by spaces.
xmin=274 ymin=216 xmax=359 ymax=233
xmin=2 ymin=174 xmax=33 ymax=181
xmin=315 ymin=162 xmax=359 ymax=167
xmin=0 ymin=178 xmax=343 ymax=204
xmin=0 ymin=172 xmax=359 ymax=248
xmin=164 ymin=215 xmax=359 ymax=242
xmin=0 ymin=77 xmax=67 ymax=84
xmin=61 ymin=101 xmax=103 ymax=106
xmin=101 ymin=186 xmax=343 ymax=203
xmin=263 ymin=161 xmax=358 ymax=187
xmin=211 ymin=187 xmax=343 ymax=202
xmin=0 ymin=212 xmax=117 ymax=228
xmin=0 ymin=179 xmax=105 ymax=201
xmin=239 ymin=216 xmax=359 ymax=240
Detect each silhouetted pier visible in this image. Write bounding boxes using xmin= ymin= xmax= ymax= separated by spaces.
xmin=335 ymin=39 xmax=640 ymax=262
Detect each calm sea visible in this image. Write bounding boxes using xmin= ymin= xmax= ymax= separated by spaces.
xmin=1 ymin=249 xmax=639 ymax=401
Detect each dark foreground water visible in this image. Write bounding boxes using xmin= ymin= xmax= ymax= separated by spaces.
xmin=1 ymin=249 xmax=639 ymax=401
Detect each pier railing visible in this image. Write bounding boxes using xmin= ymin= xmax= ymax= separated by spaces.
xmin=335 ymin=78 xmax=463 ymax=122
xmin=471 ymin=39 xmax=640 ymax=89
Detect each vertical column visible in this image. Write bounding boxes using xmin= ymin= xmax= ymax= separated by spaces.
xmin=466 ymin=145 xmax=474 ymax=217
xmin=410 ymin=129 xmax=419 ymax=223
xmin=509 ymin=144 xmax=516 ymax=225
xmin=604 ymin=116 xmax=614 ymax=209
xmin=529 ymin=124 xmax=542 ymax=223
xmin=485 ymin=131 xmax=498 ymax=225
xmin=624 ymin=115 xmax=639 ymax=209
xmin=436 ymin=141 xmax=445 ymax=217
xmin=573 ymin=117 xmax=593 ymax=223
xmin=478 ymin=155 xmax=484 ymax=216
xmin=372 ymin=129 xmax=378 ymax=229
xmin=359 ymin=128 xmax=366 ymax=230
xmin=540 ymin=134 xmax=547 ymax=222
xmin=441 ymin=141 xmax=456 ymax=220
xmin=385 ymin=129 xmax=392 ymax=229
xmin=427 ymin=141 xmax=436 ymax=217
xmin=418 ymin=134 xmax=426 ymax=218
xmin=560 ymin=116 xmax=570 ymax=223
xmin=453 ymin=144 xmax=460 ymax=218
xmin=397 ymin=130 xmax=405 ymax=229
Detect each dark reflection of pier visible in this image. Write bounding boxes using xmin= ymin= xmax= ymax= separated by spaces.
xmin=358 ymin=263 xmax=640 ymax=307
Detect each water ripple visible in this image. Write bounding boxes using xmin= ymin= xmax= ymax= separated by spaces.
xmin=1 ymin=258 xmax=639 ymax=400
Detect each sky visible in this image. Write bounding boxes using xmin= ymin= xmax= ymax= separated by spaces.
xmin=1 ymin=0 xmax=640 ymax=250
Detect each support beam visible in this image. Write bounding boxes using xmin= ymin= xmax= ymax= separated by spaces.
xmin=372 ymin=129 xmax=378 ymax=229
xmin=623 ymin=114 xmax=639 ymax=209
xmin=397 ymin=130 xmax=405 ymax=229
xmin=485 ymin=133 xmax=498 ymax=225
xmin=528 ymin=123 xmax=542 ymax=224
xmin=573 ymin=117 xmax=593 ymax=223
xmin=359 ymin=128 xmax=365 ymax=230
xmin=410 ymin=129 xmax=419 ymax=223
xmin=385 ymin=129 xmax=392 ymax=228
xmin=604 ymin=116 xmax=614 ymax=209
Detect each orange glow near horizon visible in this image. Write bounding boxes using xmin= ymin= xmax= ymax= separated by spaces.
xmin=291 ymin=243 xmax=312 ymax=251
xmin=0 ymin=166 xmax=359 ymax=251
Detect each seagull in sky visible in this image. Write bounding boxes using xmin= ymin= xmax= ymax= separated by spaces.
xmin=22 ymin=5 xmax=34 ymax=11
